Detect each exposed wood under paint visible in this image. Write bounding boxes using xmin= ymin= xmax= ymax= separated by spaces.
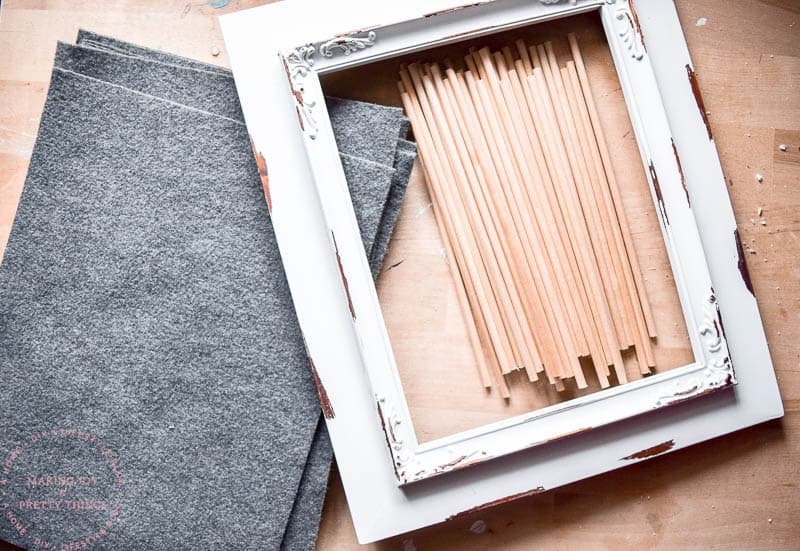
xmin=671 ymin=138 xmax=690 ymax=205
xmin=686 ymin=64 xmax=713 ymax=140
xmin=331 ymin=231 xmax=356 ymax=319
xmin=249 ymin=136 xmax=272 ymax=212
xmin=376 ymin=400 xmax=401 ymax=480
xmin=308 ymin=355 xmax=335 ymax=419
xmin=424 ymin=2 xmax=488 ymax=19
xmin=621 ymin=439 xmax=675 ymax=460
xmin=733 ymin=228 xmax=755 ymax=296
xmin=648 ymin=160 xmax=669 ymax=225
xmin=446 ymin=486 xmax=546 ymax=521
xmin=628 ymin=0 xmax=646 ymax=51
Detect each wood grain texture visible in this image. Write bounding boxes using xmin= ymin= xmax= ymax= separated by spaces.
xmin=0 ymin=1 xmax=797 ymax=549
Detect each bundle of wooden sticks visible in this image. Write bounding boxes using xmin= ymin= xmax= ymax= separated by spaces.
xmin=398 ymin=34 xmax=657 ymax=397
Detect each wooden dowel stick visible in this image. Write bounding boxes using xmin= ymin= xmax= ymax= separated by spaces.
xmin=466 ymin=73 xmax=563 ymax=381
xmin=529 ymin=66 xmax=624 ymax=383
xmin=537 ymin=46 xmax=629 ymax=354
xmin=564 ymin=61 xmax=655 ymax=373
xmin=515 ymin=39 xmax=534 ymax=74
xmin=477 ymin=48 xmax=581 ymax=386
xmin=491 ymin=54 xmax=590 ymax=388
xmin=568 ymin=33 xmax=658 ymax=341
xmin=473 ymin=50 xmax=571 ymax=385
xmin=438 ymin=78 xmax=546 ymax=382
xmin=435 ymin=64 xmax=545 ymax=380
xmin=517 ymin=66 xmax=610 ymax=388
xmin=542 ymin=45 xmax=632 ymax=355
xmin=451 ymin=68 xmax=553 ymax=379
xmin=500 ymin=47 xmax=516 ymax=73
xmin=398 ymin=83 xmax=507 ymax=395
xmin=462 ymin=64 xmax=563 ymax=384
xmin=564 ymin=61 xmax=638 ymax=351
xmin=401 ymin=67 xmax=517 ymax=376
xmin=424 ymin=65 xmax=541 ymax=379
xmin=530 ymin=44 xmax=616 ymax=374
xmin=556 ymin=60 xmax=632 ymax=353
xmin=407 ymin=64 xmax=519 ymax=374
xmin=463 ymin=62 xmax=569 ymax=381
xmin=503 ymin=57 xmax=591 ymax=360
xmin=418 ymin=66 xmax=525 ymax=373
xmin=528 ymin=41 xmax=612 ymax=379
xmin=535 ymin=44 xmax=628 ymax=384
xmin=529 ymin=45 xmax=543 ymax=70
xmin=508 ymin=57 xmax=612 ymax=386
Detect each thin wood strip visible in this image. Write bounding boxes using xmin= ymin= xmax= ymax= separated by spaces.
xmin=476 ymin=47 xmax=580 ymax=385
xmin=406 ymin=64 xmax=520 ymax=374
xmin=565 ymin=58 xmax=640 ymax=351
xmin=515 ymin=39 xmax=534 ymax=75
xmin=519 ymin=68 xmax=612 ymax=386
xmin=508 ymin=57 xmax=611 ymax=387
xmin=526 ymin=44 xmax=613 ymax=379
xmin=466 ymin=71 xmax=564 ymax=381
xmin=492 ymin=52 xmax=589 ymax=389
xmin=556 ymin=60 xmax=632 ymax=354
xmin=398 ymin=83 xmax=507 ymax=395
xmin=545 ymin=43 xmax=633 ymax=354
xmin=462 ymin=65 xmax=564 ymax=385
xmin=436 ymin=63 xmax=545 ymax=380
xmin=529 ymin=43 xmax=612 ymax=374
xmin=531 ymin=43 xmax=620 ymax=368
xmin=568 ymin=32 xmax=658 ymax=340
xmin=417 ymin=66 xmax=527 ymax=373
xmin=462 ymin=59 xmax=561 ymax=380
xmin=565 ymin=60 xmax=655 ymax=372
xmin=425 ymin=64 xmax=542 ymax=380
xmin=535 ymin=42 xmax=627 ymax=384
xmin=401 ymin=67 xmax=517 ymax=377
xmin=538 ymin=47 xmax=627 ymax=355
xmin=451 ymin=68 xmax=552 ymax=377
xmin=473 ymin=50 xmax=571 ymax=384
xmin=540 ymin=42 xmax=626 ymax=382
xmin=510 ymin=55 xmax=602 ymax=368
xmin=529 ymin=63 xmax=625 ymax=383
xmin=501 ymin=54 xmax=591 ymax=361
xmin=561 ymin=58 xmax=643 ymax=362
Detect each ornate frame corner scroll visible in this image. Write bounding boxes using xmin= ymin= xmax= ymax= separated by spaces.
xmin=281 ymin=31 xmax=378 ymax=140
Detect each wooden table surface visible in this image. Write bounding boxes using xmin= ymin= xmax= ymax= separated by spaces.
xmin=1 ymin=1 xmax=798 ymax=549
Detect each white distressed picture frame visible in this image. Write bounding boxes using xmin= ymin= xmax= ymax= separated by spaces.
xmin=221 ymin=0 xmax=783 ymax=542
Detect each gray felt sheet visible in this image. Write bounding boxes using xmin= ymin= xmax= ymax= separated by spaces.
xmin=0 ymin=34 xmax=416 ymax=550
xmin=370 ymin=148 xmax=416 ymax=277
xmin=77 ymin=29 xmax=233 ymax=77
xmin=56 ymin=41 xmax=244 ymax=122
xmin=61 ymin=39 xmax=344 ymax=550
xmin=325 ymin=96 xmax=406 ymax=167
xmin=279 ymin=418 xmax=332 ymax=551
xmin=65 ymin=38 xmax=413 ymax=271
xmin=0 ymin=65 xmax=391 ymax=550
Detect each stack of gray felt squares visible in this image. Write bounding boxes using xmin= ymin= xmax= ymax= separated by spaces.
xmin=0 ymin=32 xmax=415 ymax=551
